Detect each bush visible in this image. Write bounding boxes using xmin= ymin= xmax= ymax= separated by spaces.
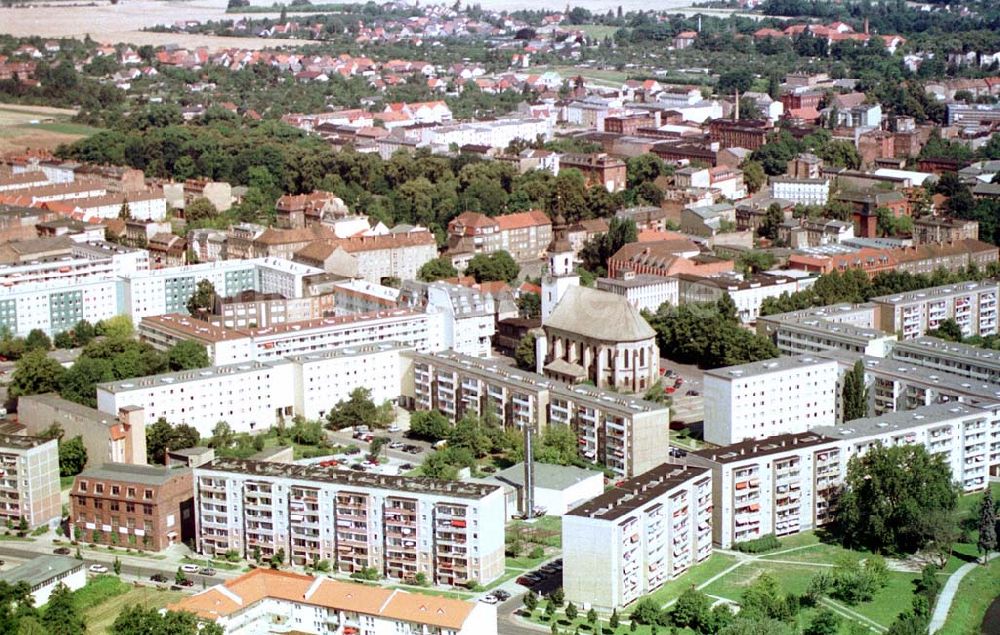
xmin=732 ymin=533 xmax=781 ymax=553
xmin=349 ymin=567 xmax=381 ymax=581
xmin=529 ymin=546 xmax=544 ymax=559
xmin=631 ymin=597 xmax=665 ymax=625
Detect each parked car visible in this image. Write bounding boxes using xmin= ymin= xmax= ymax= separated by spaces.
xmin=515 ymin=575 xmax=535 ymax=587
xmin=387 ymin=425 xmax=402 ymax=433
xmin=178 ymin=579 xmax=195 ymax=587
xmin=88 ymin=564 xmax=108 ymax=574
xmin=399 ymin=462 xmax=414 ymax=471
xmin=53 ymin=547 xmax=71 ymax=555
xmin=318 ymin=459 xmax=339 ymax=468
xmin=200 ymin=567 xmax=216 ymax=576
xmin=479 ymin=595 xmax=499 ymax=604
xmin=492 ymin=590 xmax=511 ymax=601
xmin=150 ymin=573 xmax=168 ymax=583
xmin=388 ymin=441 xmax=404 ymax=449
xmin=181 ymin=564 xmax=201 ymax=574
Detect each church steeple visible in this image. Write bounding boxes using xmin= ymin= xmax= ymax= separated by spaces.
xmin=542 ymin=213 xmax=579 ymax=321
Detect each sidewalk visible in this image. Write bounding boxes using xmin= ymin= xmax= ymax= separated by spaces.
xmin=928 ymin=553 xmax=998 ymax=633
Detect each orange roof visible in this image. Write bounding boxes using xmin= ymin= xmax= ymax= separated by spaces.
xmin=494 ymin=209 xmax=550 ymax=231
xmin=638 ymin=229 xmax=690 ymax=243
xmin=169 ymin=568 xmax=476 ymax=630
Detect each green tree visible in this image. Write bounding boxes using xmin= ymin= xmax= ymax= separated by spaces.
xmin=514 ymin=333 xmax=537 ymax=371
xmin=184 ymin=197 xmax=218 ymax=223
xmin=841 ymin=360 xmax=868 ymax=422
xmin=718 ymin=617 xmax=797 ymax=635
xmin=739 ymin=573 xmax=790 ymax=622
xmin=408 ymin=410 xmax=453 ymax=441
xmin=586 ymin=607 xmax=598 ymax=626
xmin=579 ymin=216 xmax=638 ymax=275
xmin=517 ymin=292 xmax=541 ymax=319
xmin=58 ymin=436 xmax=87 ymax=478
xmin=742 ymin=160 xmax=766 ymax=194
xmin=96 ymin=315 xmax=134 ymax=339
xmin=465 ymin=251 xmax=520 ymax=283
xmin=418 ymin=257 xmax=458 ymax=282
xmin=9 ymin=350 xmax=66 ymax=402
xmin=175 ymin=568 xmax=187 ymax=585
xmin=717 ymin=69 xmax=754 ymax=95
xmin=325 ymin=387 xmax=393 ymax=430
xmin=167 ymin=340 xmax=210 ymax=371
xmin=71 ymin=320 xmax=96 ymax=346
xmin=565 ymin=602 xmax=578 ymax=621
xmin=717 ymin=293 xmax=739 ymax=323
xmin=186 ymin=279 xmax=217 ymax=318
xmin=113 ymin=557 xmax=121 ymax=575
xmin=670 ymin=587 xmax=712 ymax=632
xmin=630 ymin=598 xmax=662 ymax=625
xmin=17 ymin=617 xmax=46 ymax=635
xmin=24 ymin=329 xmax=51 ymax=352
xmin=758 ymin=203 xmax=784 ymax=240
xmin=41 ymin=583 xmax=85 ymax=635
xmin=524 ymin=590 xmax=538 ymax=613
xmin=145 ymin=417 xmax=200 ymax=464
xmin=835 ymin=444 xmax=959 ymax=554
xmin=626 ymin=154 xmax=665 ymax=189
xmin=928 ymin=317 xmax=963 ymax=342
xmin=977 ymin=487 xmax=997 ymax=563
xmin=59 ymin=356 xmax=114 ymax=407
xmin=112 ymin=605 xmax=224 ymax=635
xmin=609 ymin=609 xmax=620 ymax=629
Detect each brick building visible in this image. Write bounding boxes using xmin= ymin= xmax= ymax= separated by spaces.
xmin=559 ymin=154 xmax=628 ymax=192
xmin=603 ymin=113 xmax=656 ymax=135
xmin=71 ymin=463 xmax=194 ymax=551
xmin=708 ymin=119 xmax=772 ymax=150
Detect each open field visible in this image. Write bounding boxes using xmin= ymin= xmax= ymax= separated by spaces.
xmin=82 ymin=584 xmax=187 ymax=634
xmin=0 ymin=103 xmax=102 ymax=153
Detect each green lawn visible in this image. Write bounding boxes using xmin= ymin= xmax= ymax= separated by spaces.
xmin=82 ymin=584 xmax=186 ymax=634
xmin=61 ymin=475 xmax=77 ymax=490
xmin=387 ymin=584 xmax=471 ymax=599
xmin=936 ymin=557 xmax=1000 ymax=635
xmin=30 ymin=122 xmax=104 ymax=136
xmin=64 ymin=575 xmax=130 ymax=613
xmin=701 ymin=560 xmax=819 ymax=601
xmin=181 ymin=555 xmax=240 ymax=570
xmin=573 ymin=24 xmax=619 ymax=39
xmin=639 ymin=553 xmax=740 ymax=608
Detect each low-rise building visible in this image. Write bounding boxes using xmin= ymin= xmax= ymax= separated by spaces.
xmin=404 ymin=351 xmax=669 ymax=477
xmin=194 ymin=458 xmax=505 ymax=586
xmin=71 ymin=463 xmax=194 ymax=550
xmin=770 ymin=177 xmax=830 ymax=206
xmin=17 ymin=394 xmax=147 ymax=468
xmin=596 ymin=271 xmax=678 ymax=313
xmin=872 ymin=281 xmax=999 ymax=340
xmin=169 ymin=568 xmax=498 ymax=635
xmin=479 ymin=462 xmax=604 ymax=519
xmin=0 ymin=434 xmax=60 ymax=528
xmin=703 ymin=355 xmax=838 ymax=446
xmin=0 ymin=556 xmax=85 ymax=607
xmin=559 ymin=153 xmax=627 ymax=192
xmin=675 ymin=273 xmax=798 ymax=324
xmin=563 ymin=463 xmax=713 ymax=608
xmin=912 ymin=217 xmax=979 ymax=245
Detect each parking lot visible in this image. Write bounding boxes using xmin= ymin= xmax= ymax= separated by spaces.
xmin=316 ymin=423 xmax=431 ymax=476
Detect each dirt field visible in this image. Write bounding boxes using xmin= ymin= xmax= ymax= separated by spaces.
xmin=0 ymin=103 xmax=99 ymax=153
xmin=2 ymin=0 xmax=313 ymax=49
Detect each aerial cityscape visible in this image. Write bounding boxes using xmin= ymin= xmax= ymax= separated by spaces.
xmin=0 ymin=0 xmax=999 ymax=633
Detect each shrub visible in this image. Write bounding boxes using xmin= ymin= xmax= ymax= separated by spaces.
xmin=732 ymin=533 xmax=781 ymax=553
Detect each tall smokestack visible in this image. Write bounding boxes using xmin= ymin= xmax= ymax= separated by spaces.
xmin=734 ymin=89 xmax=740 ymax=121
xmin=523 ymin=424 xmax=535 ymax=518
xmin=864 ymin=17 xmax=869 ymax=35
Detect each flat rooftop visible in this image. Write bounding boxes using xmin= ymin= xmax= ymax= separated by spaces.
xmin=693 ymin=432 xmax=836 ymax=464
xmin=491 ymin=462 xmax=602 ymax=491
xmin=674 ymin=272 xmax=796 ymax=290
xmin=18 ymin=393 xmax=120 ymax=428
xmin=813 ymin=402 xmax=988 ymax=441
xmin=871 ymin=281 xmax=999 ymax=306
xmin=782 ymin=317 xmax=889 ymax=342
xmin=596 ymin=274 xmax=675 ymax=289
xmin=757 ymin=302 xmax=877 ymax=325
xmin=567 ymin=462 xmax=710 ymax=521
xmin=410 ymin=351 xmax=667 ymax=416
xmin=704 ymin=354 xmax=837 ymax=381
xmin=78 ymin=463 xmax=191 ymax=486
xmin=0 ymin=433 xmax=52 ymax=451
xmin=198 ymin=458 xmax=500 ymax=500
xmin=892 ymin=336 xmax=1000 ymax=370
xmin=285 ymin=341 xmax=409 ymax=364
xmin=0 ymin=555 xmax=83 ymax=587
xmin=96 ymin=360 xmax=282 ymax=394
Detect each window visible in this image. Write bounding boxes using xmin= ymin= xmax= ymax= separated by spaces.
xmin=144 ymin=489 xmax=153 ymax=500
xmin=110 ymin=501 xmax=120 ymax=511
xmin=143 ymin=504 xmax=153 ymax=516
xmin=111 ymin=485 xmax=120 ymax=496
xmin=95 ymin=483 xmax=104 ymax=494
xmin=126 ymin=503 xmax=135 ymax=513
xmin=127 ymin=487 xmax=135 ymax=498
xmin=79 ymin=481 xmax=88 ymax=493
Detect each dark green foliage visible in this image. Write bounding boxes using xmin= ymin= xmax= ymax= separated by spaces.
xmin=408 ymin=410 xmax=453 ymax=442
xmin=325 ymin=387 xmax=394 ymax=430
xmin=977 ymin=488 xmax=997 ymax=561
xmin=167 ymin=340 xmax=210 ymax=371
xmin=41 ymin=583 xmax=84 ymax=635
xmin=465 ymin=251 xmax=519 ymax=283
xmin=514 ymin=333 xmax=537 ymax=371
xmin=146 ymin=417 xmax=201 ymax=464
xmin=670 ymin=587 xmax=713 ymax=633
xmin=927 ymin=317 xmax=963 ymax=343
xmin=8 ymin=350 xmax=66 ymax=403
xmin=186 ymin=279 xmax=217 ymax=317
xmin=646 ymin=303 xmax=779 ymax=370
xmin=58 ymin=436 xmax=87 ymax=478
xmin=579 ymin=217 xmax=637 ymax=275
xmin=834 ymin=444 xmax=959 ymax=554
xmin=417 ymin=257 xmax=458 ymax=282
xmin=111 ymin=604 xmax=224 ymax=635
xmin=732 ymin=533 xmax=781 ymax=554
xmin=841 ymin=360 xmax=868 ymax=423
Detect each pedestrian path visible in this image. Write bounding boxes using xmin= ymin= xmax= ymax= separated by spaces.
xmin=928 ymin=553 xmax=998 ymax=633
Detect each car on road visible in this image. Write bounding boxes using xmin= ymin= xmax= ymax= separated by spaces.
xmin=200 ymin=567 xmax=216 ymax=576
xmin=479 ymin=595 xmax=499 ymax=604
xmin=686 ymin=389 xmax=700 ymax=396
xmin=399 ymin=462 xmax=414 ymax=470
xmin=492 ymin=590 xmax=511 ymax=601
xmin=515 ymin=575 xmax=534 ymax=587
xmin=88 ymin=564 xmax=108 ymax=574
xmin=318 ymin=459 xmax=339 ymax=468
xmin=177 ymin=579 xmax=195 ymax=587
xmin=387 ymin=425 xmax=402 ymax=433
xmin=388 ymin=441 xmax=404 ymax=449
xmin=150 ymin=573 xmax=168 ymax=583
xmin=53 ymin=547 xmax=71 ymax=555
xmin=403 ymin=445 xmax=422 ymax=454
xmin=180 ymin=564 xmax=201 ymax=574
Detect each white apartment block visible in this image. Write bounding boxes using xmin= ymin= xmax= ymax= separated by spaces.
xmin=595 ymin=272 xmax=678 ymax=314
xmin=563 ymin=463 xmax=712 ymax=609
xmin=171 ymin=568 xmax=498 ymax=635
xmin=889 ymin=336 xmax=1000 ymax=385
xmin=424 ymin=117 xmax=553 ymax=149
xmin=690 ymin=432 xmax=841 ymax=548
xmin=122 ymin=258 xmax=321 ymax=321
xmin=815 ymin=402 xmax=999 ymax=494
xmin=0 ymin=243 xmax=147 ymax=289
xmin=96 ymin=343 xmax=408 ymax=436
xmin=703 ymin=355 xmax=838 ymax=446
xmin=756 ymin=303 xmax=895 ymax=358
xmin=0 ymin=277 xmax=122 ymax=337
xmin=194 ymin=459 xmax=506 ymax=586
xmin=675 ymin=273 xmax=799 ymax=324
xmin=770 ymin=177 xmax=830 ymax=206
xmin=399 ymin=282 xmax=495 ymax=359
xmin=873 ymin=281 xmax=999 ymax=340
xmin=139 ymin=309 xmax=442 ymax=366
xmin=0 ymin=435 xmax=61 ymax=528
xmin=404 ymin=351 xmax=669 ymax=478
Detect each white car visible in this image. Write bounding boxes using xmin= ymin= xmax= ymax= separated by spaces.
xmin=181 ymin=564 xmax=201 ymax=574
xmin=479 ymin=595 xmax=499 ymax=605
xmin=88 ymin=564 xmax=108 ymax=574
xmin=387 ymin=425 xmax=402 ymax=433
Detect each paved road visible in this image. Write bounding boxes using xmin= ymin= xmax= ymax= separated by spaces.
xmin=928 ymin=552 xmax=998 ymax=633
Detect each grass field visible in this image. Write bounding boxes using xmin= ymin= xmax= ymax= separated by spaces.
xmin=82 ymin=584 xmax=186 ymax=634
xmin=544 ymin=65 xmax=629 ymax=86
xmin=936 ymin=556 xmax=1000 ymax=635
xmin=574 ymin=24 xmax=620 ymax=39
xmin=0 ymin=103 xmax=100 ymax=152
xmin=642 ymin=552 xmax=740 ymax=607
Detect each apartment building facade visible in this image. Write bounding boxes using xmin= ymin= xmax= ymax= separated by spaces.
xmin=70 ymin=463 xmax=194 ymax=550
xmin=756 ymin=303 xmax=897 ymax=358
xmin=446 ymin=210 xmax=552 ymax=262
xmin=403 ymin=351 xmax=669 ymax=477
xmin=596 ymin=272 xmax=678 ymax=314
xmin=872 ymin=281 xmax=999 ymax=340
xmin=0 ymin=435 xmax=60 ymax=529
xmin=563 ymin=464 xmax=713 ymax=609
xmin=674 ymin=273 xmax=798 ymax=325
xmin=0 ymin=277 xmax=122 ymax=337
xmin=703 ymin=356 xmax=838 ymax=446
xmin=889 ymin=336 xmax=1000 ymax=385
xmin=193 ymin=459 xmax=506 ymax=586
xmin=690 ymin=432 xmax=841 ymax=548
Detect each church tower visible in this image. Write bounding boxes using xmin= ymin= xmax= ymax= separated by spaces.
xmin=541 ymin=214 xmax=579 ymax=322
